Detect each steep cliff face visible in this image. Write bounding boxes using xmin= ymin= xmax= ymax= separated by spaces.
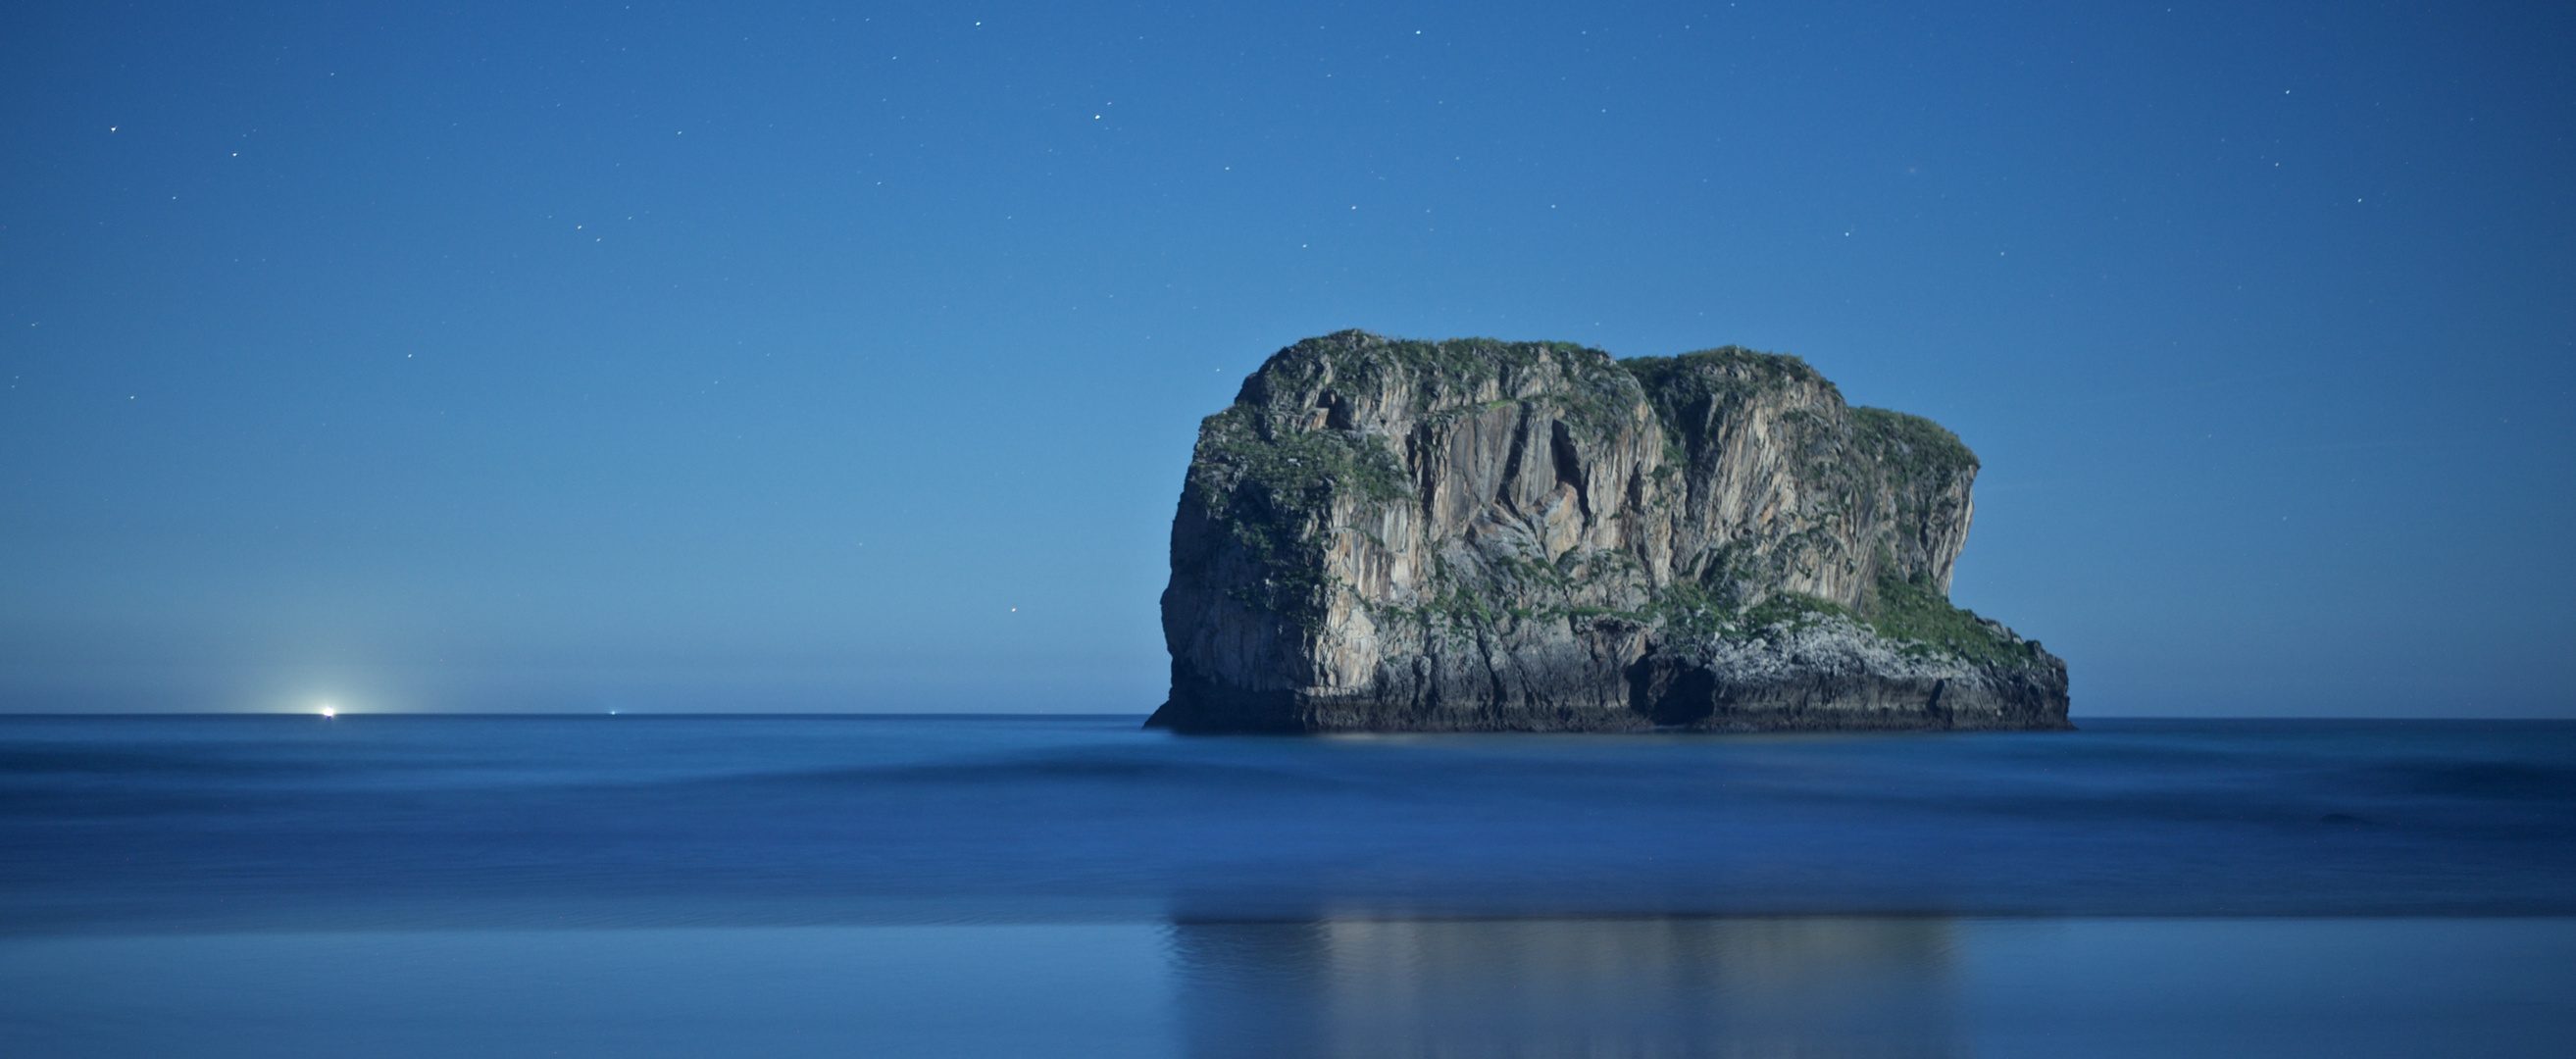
xmin=1149 ymin=330 xmax=2069 ymax=733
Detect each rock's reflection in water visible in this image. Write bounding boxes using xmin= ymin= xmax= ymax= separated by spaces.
xmin=1171 ymin=917 xmax=1966 ymax=1058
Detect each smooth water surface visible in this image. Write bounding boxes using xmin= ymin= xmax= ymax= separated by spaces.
xmin=5 ymin=918 xmax=2570 ymax=1058
xmin=3 ymin=716 xmax=2571 ymax=1055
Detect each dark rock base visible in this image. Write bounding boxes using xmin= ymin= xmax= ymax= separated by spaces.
xmin=1146 ymin=653 xmax=2072 ymax=734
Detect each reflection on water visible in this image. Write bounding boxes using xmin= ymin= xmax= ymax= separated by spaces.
xmin=4 ymin=917 xmax=2572 ymax=1057
xmin=1173 ymin=918 xmax=1966 ymax=1058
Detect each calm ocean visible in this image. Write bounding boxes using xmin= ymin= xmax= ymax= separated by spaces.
xmin=3 ymin=715 xmax=2570 ymax=1056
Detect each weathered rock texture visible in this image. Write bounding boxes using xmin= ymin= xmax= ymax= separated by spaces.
xmin=1147 ymin=331 xmax=2070 ymax=733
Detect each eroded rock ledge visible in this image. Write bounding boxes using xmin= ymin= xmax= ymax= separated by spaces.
xmin=1147 ymin=331 xmax=2070 ymax=733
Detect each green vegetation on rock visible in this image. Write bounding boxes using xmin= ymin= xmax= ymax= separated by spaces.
xmin=1859 ymin=573 xmax=2028 ymax=665
xmin=1189 ymin=404 xmax=1409 ymax=512
xmin=1736 ymin=589 xmax=1854 ymax=632
xmin=1644 ymin=575 xmax=2025 ymax=669
xmin=1253 ymin=331 xmax=1646 ymax=433
xmin=1187 ymin=402 xmax=1410 ymax=624
xmin=1848 ymin=407 xmax=1979 ymax=483
xmin=1617 ymin=347 xmax=1829 ymax=463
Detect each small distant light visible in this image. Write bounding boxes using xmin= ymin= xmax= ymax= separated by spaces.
xmin=320 ymin=705 xmax=337 ymax=718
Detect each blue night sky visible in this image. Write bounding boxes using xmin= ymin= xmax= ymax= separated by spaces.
xmin=2 ymin=2 xmax=2569 ymax=716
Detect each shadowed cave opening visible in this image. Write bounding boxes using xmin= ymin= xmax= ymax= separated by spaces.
xmin=1628 ymin=659 xmax=1718 ymax=728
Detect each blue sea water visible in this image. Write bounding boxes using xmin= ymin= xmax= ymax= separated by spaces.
xmin=2 ymin=715 xmax=2571 ymax=1056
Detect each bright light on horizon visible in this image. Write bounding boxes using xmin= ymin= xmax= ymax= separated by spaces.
xmin=319 ymin=704 xmax=336 ymax=718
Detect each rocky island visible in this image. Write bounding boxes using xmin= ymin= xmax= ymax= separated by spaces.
xmin=1147 ymin=331 xmax=2070 ymax=733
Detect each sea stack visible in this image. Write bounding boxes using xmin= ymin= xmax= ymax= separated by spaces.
xmin=1147 ymin=331 xmax=2071 ymax=733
